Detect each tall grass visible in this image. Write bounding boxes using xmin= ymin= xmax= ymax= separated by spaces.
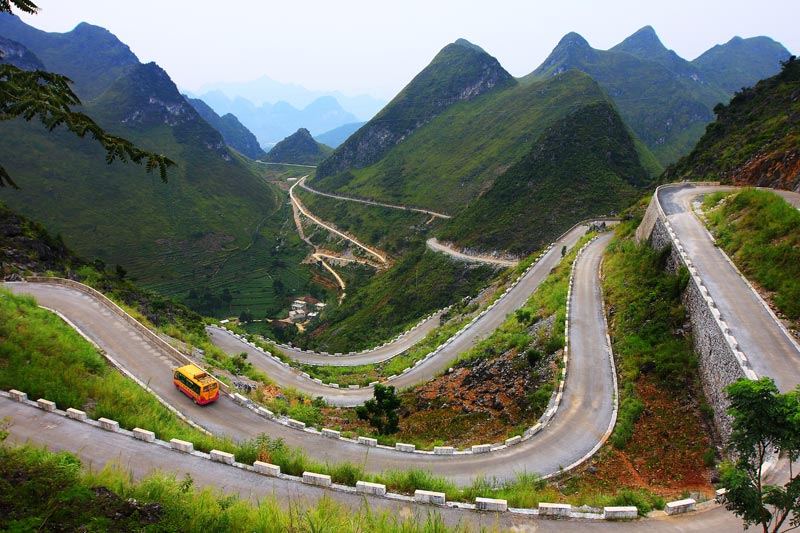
xmin=703 ymin=188 xmax=800 ymax=319
xmin=1 ymin=443 xmax=480 ymax=533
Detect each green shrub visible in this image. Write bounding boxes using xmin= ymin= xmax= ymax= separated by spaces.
xmin=611 ymin=397 xmax=646 ymax=449
xmin=608 ymin=488 xmax=660 ymax=516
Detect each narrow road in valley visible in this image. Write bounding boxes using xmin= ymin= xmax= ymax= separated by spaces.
xmin=658 ymin=184 xmax=800 ymax=392
xmin=209 ymin=307 xmax=444 ymax=368
xmin=207 ymin=224 xmax=589 ymax=403
xmin=289 ymin=176 xmax=388 ymax=265
xmin=426 ymin=237 xmax=519 ymax=267
xmin=300 ymin=176 xmax=452 ymax=219
xmin=256 ymin=161 xmax=318 ymax=169
xmin=3 ymin=225 xmax=616 ymax=485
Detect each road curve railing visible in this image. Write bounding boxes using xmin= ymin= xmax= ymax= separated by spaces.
xmin=4 ymin=231 xmax=615 ymax=480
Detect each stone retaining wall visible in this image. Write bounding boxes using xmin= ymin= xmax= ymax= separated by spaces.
xmin=638 ymin=188 xmax=753 ymax=441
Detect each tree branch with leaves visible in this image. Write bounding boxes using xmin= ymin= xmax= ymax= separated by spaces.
xmin=0 ymin=0 xmax=174 ymax=187
xmin=355 ymin=384 xmax=401 ymax=435
xmin=720 ymin=377 xmax=800 ymax=533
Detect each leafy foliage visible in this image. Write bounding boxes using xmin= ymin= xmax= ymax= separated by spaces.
xmin=0 ymin=9 xmax=141 ymax=100
xmin=355 ymin=384 xmax=401 ymax=435
xmin=720 ymin=378 xmax=800 ymax=533
xmin=0 ymin=2 xmax=173 ymax=185
xmin=0 ymin=0 xmax=36 ymax=14
xmin=0 ymin=62 xmax=173 ymax=187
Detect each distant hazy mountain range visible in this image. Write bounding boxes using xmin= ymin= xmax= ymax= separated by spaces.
xmin=196 ymin=91 xmax=364 ymax=148
xmin=183 ymin=96 xmax=266 ymax=159
xmin=188 ymin=76 xmax=386 ymax=149
xmin=314 ymin=122 xmax=366 ymax=149
xmin=195 ymin=75 xmax=385 ymax=120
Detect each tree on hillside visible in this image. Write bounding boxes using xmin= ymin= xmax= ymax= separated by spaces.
xmin=355 ymin=384 xmax=401 ymax=435
xmin=719 ymin=377 xmax=800 ymax=533
xmin=0 ymin=0 xmax=174 ymax=187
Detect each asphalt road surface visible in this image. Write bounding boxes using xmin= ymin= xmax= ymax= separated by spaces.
xmin=3 ymin=228 xmax=615 ymax=486
xmin=207 ymin=224 xmax=590 ymax=405
xmin=658 ymin=184 xmax=800 ymax=392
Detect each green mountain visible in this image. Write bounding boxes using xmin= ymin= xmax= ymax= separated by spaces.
xmin=663 ymin=56 xmax=800 ymax=191
xmin=440 ymin=101 xmax=650 ymax=255
xmin=315 ymin=38 xmax=515 ymax=179
xmin=0 ymin=27 xmax=315 ymax=319
xmin=0 ymin=34 xmax=44 ymax=70
xmin=611 ymin=25 xmax=701 ymax=79
xmin=0 ymin=13 xmax=139 ymax=100
xmin=692 ymin=35 xmax=793 ymax=93
xmin=263 ymin=128 xmax=332 ymax=165
xmin=523 ymin=28 xmax=789 ymax=165
xmin=185 ymin=96 xmax=266 ymax=159
xmin=312 ymin=64 xmax=658 ymax=216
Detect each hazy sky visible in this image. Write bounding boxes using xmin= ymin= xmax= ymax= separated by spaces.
xmin=17 ymin=0 xmax=800 ymax=100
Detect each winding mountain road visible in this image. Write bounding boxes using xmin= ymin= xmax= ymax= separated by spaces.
xmin=658 ymin=184 xmax=800 ymax=392
xmin=426 ymin=237 xmax=519 ymax=267
xmin=3 ymin=395 xmax=741 ymax=532
xmin=207 ymin=224 xmax=589 ymax=405
xmin=8 ymin=184 xmax=800 ymax=529
xmin=3 ymin=227 xmax=615 ymax=485
xmin=289 ymin=176 xmax=388 ymax=265
xmin=299 ymin=176 xmax=452 ymax=219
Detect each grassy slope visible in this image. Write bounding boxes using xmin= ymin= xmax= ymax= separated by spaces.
xmin=439 ymin=102 xmax=651 ymax=255
xmin=314 ymin=71 xmax=621 ymax=214
xmin=522 ymin=35 xmax=725 ymax=166
xmin=597 ymin=208 xmax=714 ymax=492
xmin=0 ymin=444 xmax=474 ymax=533
xmin=663 ymin=57 xmax=800 ymax=190
xmin=703 ymin=189 xmax=800 ymax=320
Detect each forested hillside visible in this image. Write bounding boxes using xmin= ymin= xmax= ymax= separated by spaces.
xmin=0 ymin=15 xmax=315 ymax=318
xmin=663 ymin=56 xmax=800 ymax=190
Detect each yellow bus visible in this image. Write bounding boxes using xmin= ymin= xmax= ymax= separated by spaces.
xmin=173 ymin=364 xmax=219 ymax=405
